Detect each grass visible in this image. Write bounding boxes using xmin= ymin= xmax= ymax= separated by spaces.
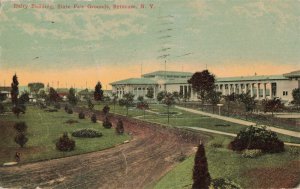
xmin=154 ymin=135 xmax=300 ymax=189
xmin=0 ymin=105 xmax=130 ymax=165
xmin=93 ymin=103 xmax=300 ymax=144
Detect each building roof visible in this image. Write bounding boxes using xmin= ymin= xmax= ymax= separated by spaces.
xmin=142 ymin=70 xmax=193 ymax=78
xmin=110 ymin=78 xmax=158 ymax=85
xmin=216 ymin=75 xmax=287 ymax=83
xmin=283 ymin=70 xmax=300 ymax=78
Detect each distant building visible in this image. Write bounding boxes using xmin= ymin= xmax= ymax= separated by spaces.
xmin=110 ymin=70 xmax=300 ymax=102
xmin=0 ymin=86 xmax=11 ymax=99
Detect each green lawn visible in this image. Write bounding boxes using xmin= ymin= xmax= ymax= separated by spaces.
xmin=0 ymin=106 xmax=130 ymax=164
xmin=154 ymin=135 xmax=300 ymax=189
xmin=93 ymin=103 xmax=300 ymax=144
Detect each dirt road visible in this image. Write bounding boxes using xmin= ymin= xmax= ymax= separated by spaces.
xmin=0 ymin=109 xmax=208 ymax=189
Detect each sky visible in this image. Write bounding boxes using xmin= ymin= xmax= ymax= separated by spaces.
xmin=0 ymin=0 xmax=299 ymax=89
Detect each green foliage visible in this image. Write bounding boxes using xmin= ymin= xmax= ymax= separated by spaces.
xmin=262 ymin=98 xmax=283 ymax=116
xmin=103 ymin=117 xmax=112 ymax=129
xmin=67 ymin=108 xmax=73 ymax=114
xmin=15 ymin=133 xmax=28 ymax=148
xmin=54 ymin=103 xmax=61 ymax=109
xmin=163 ymin=92 xmax=176 ymax=124
xmin=0 ymin=103 xmax=4 ymax=114
xmin=14 ymin=122 xmax=27 ymax=133
xmin=157 ymin=91 xmax=166 ymax=102
xmin=188 ymin=70 xmax=216 ymax=105
xmin=116 ymin=119 xmax=124 ymax=134
xmin=292 ymin=88 xmax=300 ymax=106
xmin=94 ymin=82 xmax=104 ymax=101
xmin=192 ymin=143 xmax=211 ymax=189
xmin=0 ymin=93 xmax=7 ymax=102
xmin=146 ymin=87 xmax=154 ymax=99
xmin=119 ymin=92 xmax=135 ymax=115
xmin=67 ymin=88 xmax=78 ymax=105
xmin=230 ymin=126 xmax=284 ymax=153
xmin=102 ymin=105 xmax=110 ymax=115
xmin=28 ymin=82 xmax=44 ymax=94
xmin=91 ymin=113 xmax=97 ymax=123
xmin=56 ymin=132 xmax=75 ymax=151
xmin=87 ymin=99 xmax=94 ymax=110
xmin=241 ymin=149 xmax=263 ymax=158
xmin=72 ymin=129 xmax=102 ymax=138
xmin=288 ymin=146 xmax=300 ymax=156
xmin=11 ymin=74 xmax=19 ymax=106
xmin=210 ymin=178 xmax=242 ymax=189
xmin=238 ymin=92 xmax=256 ymax=113
xmin=78 ymin=111 xmax=85 ymax=119
xmin=48 ymin=87 xmax=61 ymax=103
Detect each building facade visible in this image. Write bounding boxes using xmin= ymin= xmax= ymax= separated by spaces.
xmin=110 ymin=70 xmax=300 ymax=102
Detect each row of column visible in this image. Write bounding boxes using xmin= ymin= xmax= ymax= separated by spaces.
xmin=216 ymin=82 xmax=275 ymax=99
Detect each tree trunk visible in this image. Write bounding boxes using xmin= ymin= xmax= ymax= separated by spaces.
xmin=167 ymin=106 xmax=170 ymax=124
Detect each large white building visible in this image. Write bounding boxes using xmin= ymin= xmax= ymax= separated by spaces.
xmin=110 ymin=70 xmax=300 ymax=102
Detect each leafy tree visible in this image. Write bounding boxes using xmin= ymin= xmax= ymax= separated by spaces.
xmin=188 ymin=70 xmax=216 ymax=110
xmin=11 ymin=74 xmax=19 ymax=106
xmin=19 ymin=91 xmax=29 ymax=105
xmin=157 ymin=91 xmax=166 ymax=103
xmin=48 ymin=87 xmax=60 ymax=103
xmin=67 ymin=88 xmax=77 ymax=105
xmin=103 ymin=105 xmax=110 ymax=116
xmin=172 ymin=91 xmax=180 ymax=102
xmin=146 ymin=87 xmax=154 ymax=102
xmin=262 ymin=98 xmax=284 ymax=116
xmin=0 ymin=103 xmax=4 ymax=114
xmin=137 ymin=96 xmax=149 ymax=119
xmin=163 ymin=92 xmax=176 ymax=124
xmin=0 ymin=93 xmax=7 ymax=102
xmin=239 ymin=92 xmax=256 ymax=120
xmin=292 ymin=88 xmax=300 ymax=108
xmin=28 ymin=82 xmax=44 ymax=95
xmin=116 ymin=119 xmax=124 ymax=134
xmin=112 ymin=93 xmax=118 ymax=112
xmin=15 ymin=133 xmax=28 ymax=148
xmin=94 ymin=82 xmax=104 ymax=102
xmin=37 ymin=89 xmax=47 ymax=99
xmin=87 ymin=99 xmax=94 ymax=110
xmin=192 ymin=143 xmax=211 ymax=189
xmin=208 ymin=91 xmax=222 ymax=114
xmin=119 ymin=92 xmax=135 ymax=116
xmin=224 ymin=93 xmax=236 ymax=116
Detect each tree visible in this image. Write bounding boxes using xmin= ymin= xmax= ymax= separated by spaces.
xmin=94 ymin=82 xmax=104 ymax=102
xmin=137 ymin=96 xmax=149 ymax=119
xmin=112 ymin=93 xmax=118 ymax=112
xmin=119 ymin=92 xmax=134 ymax=116
xmin=192 ymin=143 xmax=211 ymax=189
xmin=224 ymin=93 xmax=236 ymax=116
xmin=116 ymin=119 xmax=124 ymax=134
xmin=15 ymin=133 xmax=28 ymax=148
xmin=163 ymin=92 xmax=176 ymax=124
xmin=146 ymin=87 xmax=154 ymax=102
xmin=48 ymin=87 xmax=60 ymax=103
xmin=262 ymin=98 xmax=284 ymax=116
xmin=157 ymin=91 xmax=166 ymax=103
xmin=67 ymin=88 xmax=77 ymax=105
xmin=28 ymin=82 xmax=44 ymax=95
xmin=103 ymin=105 xmax=110 ymax=117
xmin=87 ymin=99 xmax=94 ymax=110
xmin=37 ymin=89 xmax=47 ymax=99
xmin=208 ymin=91 xmax=222 ymax=114
xmin=292 ymin=88 xmax=300 ymax=109
xmin=11 ymin=74 xmax=19 ymax=106
xmin=239 ymin=92 xmax=256 ymax=120
xmin=188 ymin=70 xmax=216 ymax=110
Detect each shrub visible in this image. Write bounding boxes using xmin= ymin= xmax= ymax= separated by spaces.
xmin=116 ymin=119 xmax=124 ymax=134
xmin=103 ymin=105 xmax=110 ymax=115
xmin=45 ymin=108 xmax=58 ymax=112
xmin=210 ymin=142 xmax=223 ymax=148
xmin=14 ymin=122 xmax=27 ymax=133
xmin=64 ymin=104 xmax=69 ymax=112
xmin=72 ymin=129 xmax=102 ymax=138
xmin=229 ymin=126 xmax=284 ymax=153
xmin=210 ymin=178 xmax=241 ymax=189
xmin=78 ymin=111 xmax=85 ymax=119
xmin=193 ymin=143 xmax=211 ymax=189
xmin=67 ymin=108 xmax=73 ymax=114
xmin=288 ymin=146 xmax=300 ymax=156
xmin=15 ymin=133 xmax=28 ymax=148
xmin=91 ymin=114 xmax=97 ymax=123
xmin=56 ymin=132 xmax=75 ymax=151
xmin=103 ymin=117 xmax=112 ymax=129
xmin=0 ymin=103 xmax=5 ymax=114
xmin=242 ymin=149 xmax=263 ymax=158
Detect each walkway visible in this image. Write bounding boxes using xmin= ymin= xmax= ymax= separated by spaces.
xmin=177 ymin=126 xmax=300 ymax=147
xmin=175 ymin=106 xmax=300 ymax=138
